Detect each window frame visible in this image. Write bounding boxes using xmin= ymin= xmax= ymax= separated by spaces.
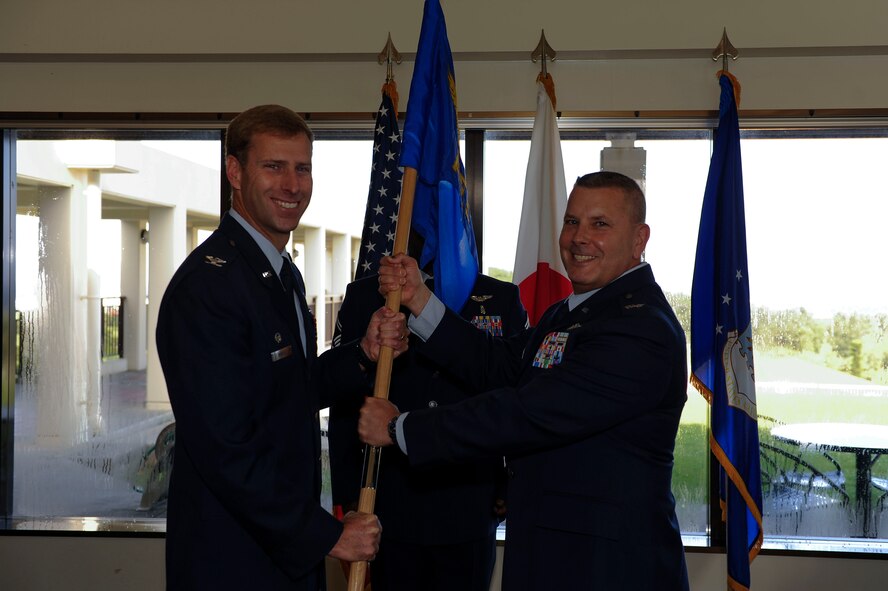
xmin=2 ymin=113 xmax=887 ymax=559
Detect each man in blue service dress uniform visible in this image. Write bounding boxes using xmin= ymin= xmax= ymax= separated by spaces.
xmin=329 ymin=271 xmax=527 ymax=590
xmin=359 ymin=171 xmax=690 ymax=591
xmin=156 ymin=105 xmax=407 ymax=590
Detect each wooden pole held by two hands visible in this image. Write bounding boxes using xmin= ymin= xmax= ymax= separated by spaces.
xmin=347 ymin=166 xmax=418 ymax=591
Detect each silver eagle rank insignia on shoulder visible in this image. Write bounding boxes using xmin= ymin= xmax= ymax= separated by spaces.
xmin=204 ymin=255 xmax=227 ymax=268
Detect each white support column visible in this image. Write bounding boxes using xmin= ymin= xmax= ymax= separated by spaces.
xmin=35 ymin=184 xmax=89 ymax=447
xmin=120 ymin=220 xmax=148 ymax=371
xmin=85 ymin=269 xmax=104 ymax=436
xmin=302 ymin=226 xmax=326 ymax=353
xmin=600 ymin=133 xmax=647 ymax=193
xmin=351 ymin=237 xmax=362 ymax=277
xmin=331 ymin=232 xmax=352 ymax=296
xmin=84 ymin=170 xmax=103 ymax=436
xmin=188 ymin=225 xmax=201 ymax=252
xmin=145 ymin=205 xmax=187 ymax=410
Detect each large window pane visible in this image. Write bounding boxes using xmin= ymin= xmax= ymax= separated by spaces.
xmin=12 ymin=133 xmax=221 ymax=528
xmin=483 ymin=132 xmax=712 ymax=538
xmin=638 ymin=137 xmax=713 ymax=537
xmin=6 ymin=131 xmax=378 ymax=529
xmin=8 ymin=132 xmax=380 ymax=527
xmin=302 ymin=136 xmax=375 ymax=510
xmin=482 ymin=136 xmax=610 ymax=279
xmin=742 ymin=134 xmax=888 ymax=542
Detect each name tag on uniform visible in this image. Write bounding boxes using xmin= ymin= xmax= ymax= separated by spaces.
xmin=532 ymin=331 xmax=569 ymax=368
xmin=472 ymin=315 xmax=504 ymax=336
xmin=271 ymin=345 xmax=293 ymax=362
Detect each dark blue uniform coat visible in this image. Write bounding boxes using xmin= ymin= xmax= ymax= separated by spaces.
xmin=156 ymin=214 xmax=370 ymax=590
xmin=403 ymin=265 xmax=690 ymax=591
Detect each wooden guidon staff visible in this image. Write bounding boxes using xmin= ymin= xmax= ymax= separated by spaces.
xmin=347 ymin=167 xmax=417 ymax=591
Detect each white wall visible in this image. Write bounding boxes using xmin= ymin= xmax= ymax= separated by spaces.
xmin=1 ymin=537 xmax=887 ymax=591
xmin=2 ymin=1 xmax=888 ymax=114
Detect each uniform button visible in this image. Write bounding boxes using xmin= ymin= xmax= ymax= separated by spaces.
xmin=508 ymin=468 xmax=515 ymax=477
xmin=625 ymin=293 xmax=633 ymax=299
xmin=428 ymin=400 xmax=438 ymax=408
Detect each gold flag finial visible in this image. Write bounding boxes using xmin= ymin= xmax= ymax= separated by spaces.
xmin=531 ymin=29 xmax=557 ymax=78
xmin=377 ymin=32 xmax=402 ymax=83
xmin=712 ymin=28 xmax=739 ymax=72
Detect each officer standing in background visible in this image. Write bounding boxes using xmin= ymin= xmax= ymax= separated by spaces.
xmin=329 ymin=269 xmax=527 ymax=591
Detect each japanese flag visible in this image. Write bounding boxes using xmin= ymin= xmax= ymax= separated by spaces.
xmin=512 ymin=77 xmax=572 ymax=325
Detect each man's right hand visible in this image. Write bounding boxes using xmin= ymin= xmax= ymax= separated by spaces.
xmin=358 ymin=398 xmax=400 ymax=448
xmin=328 ymin=511 xmax=381 ymax=562
xmin=378 ymin=255 xmax=432 ymax=316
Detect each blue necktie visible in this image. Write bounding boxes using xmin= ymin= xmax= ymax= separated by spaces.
xmin=552 ymin=299 xmax=570 ymax=324
xmin=280 ymin=255 xmax=296 ymax=295
xmin=280 ymin=255 xmax=307 ymax=355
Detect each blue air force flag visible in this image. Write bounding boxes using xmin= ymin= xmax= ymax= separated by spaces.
xmin=400 ymin=0 xmax=479 ymax=312
xmin=690 ymin=72 xmax=764 ymax=591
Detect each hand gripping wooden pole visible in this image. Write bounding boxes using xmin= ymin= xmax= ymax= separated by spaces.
xmin=347 ymin=166 xmax=417 ymax=591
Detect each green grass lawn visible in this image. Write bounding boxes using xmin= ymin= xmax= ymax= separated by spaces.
xmin=672 ymin=351 xmax=888 ymax=505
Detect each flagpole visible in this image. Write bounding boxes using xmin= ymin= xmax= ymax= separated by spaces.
xmin=351 ymin=2 xmax=472 ymax=585
xmin=347 ymin=166 xmax=417 ymax=591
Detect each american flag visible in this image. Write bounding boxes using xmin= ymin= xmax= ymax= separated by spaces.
xmin=354 ymin=86 xmax=403 ymax=280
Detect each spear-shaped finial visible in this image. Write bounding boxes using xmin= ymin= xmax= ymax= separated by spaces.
xmin=712 ymin=27 xmax=739 ymax=72
xmin=531 ymin=29 xmax=557 ymax=78
xmin=377 ymin=32 xmax=402 ymax=83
